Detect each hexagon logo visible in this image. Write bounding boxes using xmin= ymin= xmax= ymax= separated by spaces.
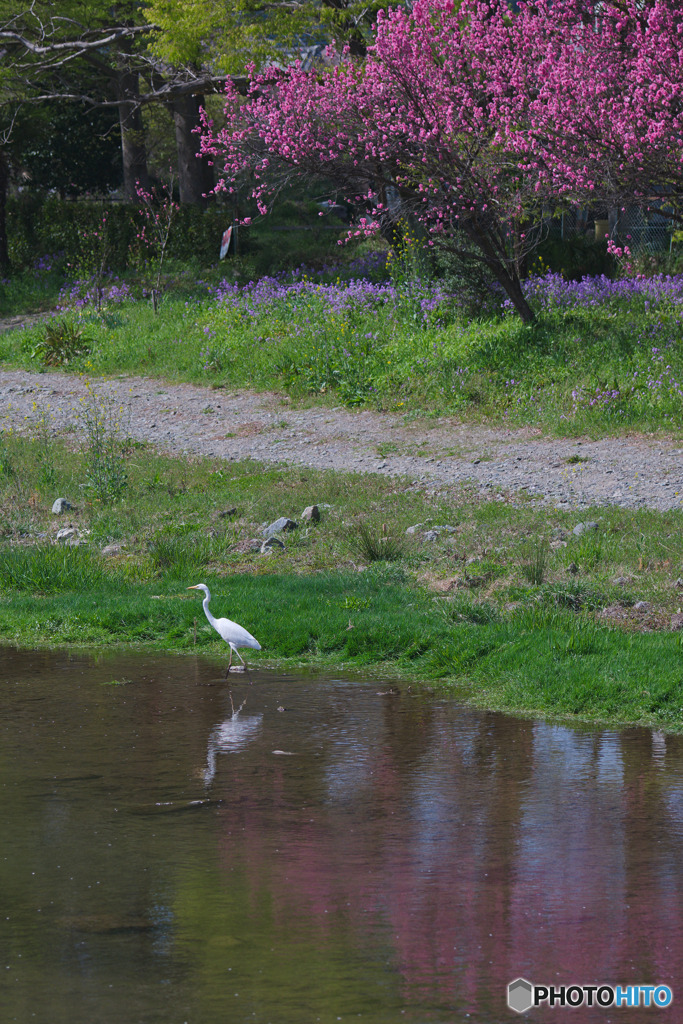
xmin=508 ymin=977 xmax=534 ymax=1014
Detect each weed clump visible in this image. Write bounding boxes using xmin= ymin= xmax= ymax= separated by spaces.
xmin=31 ymin=318 xmax=91 ymax=366
xmin=350 ymin=521 xmax=407 ymax=563
xmin=519 ymin=537 xmax=550 ymax=585
xmin=0 ymin=435 xmax=13 ymax=477
xmin=79 ymin=382 xmax=128 ymax=502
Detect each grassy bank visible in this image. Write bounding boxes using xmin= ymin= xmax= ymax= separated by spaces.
xmin=1 ymin=429 xmax=682 ymax=730
xmin=3 ymin=254 xmax=683 ymax=437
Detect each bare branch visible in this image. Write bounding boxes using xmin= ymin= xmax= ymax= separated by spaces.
xmin=0 ymin=23 xmax=154 ymax=58
xmin=7 ymin=74 xmax=248 ymax=108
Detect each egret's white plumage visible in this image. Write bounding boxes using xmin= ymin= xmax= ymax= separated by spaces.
xmin=188 ymin=583 xmax=261 ymax=673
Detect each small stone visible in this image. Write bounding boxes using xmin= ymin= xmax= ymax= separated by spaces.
xmin=101 ymin=543 xmax=123 ymax=556
xmin=52 ymin=498 xmax=73 ymax=514
xmin=675 ymin=578 xmax=683 ymax=589
xmin=613 ymin=576 xmax=628 ymax=586
xmin=56 ymin=527 xmax=77 ymax=543
xmin=263 ymin=517 xmax=298 ymax=539
xmin=423 ymin=530 xmax=439 ymax=542
xmin=405 ymin=523 xmax=423 ymax=535
xmin=261 ymin=536 xmax=285 ymax=554
xmin=301 ymin=505 xmax=320 ymax=523
xmin=573 ymin=521 xmax=598 ymax=537
xmin=634 ymin=601 xmax=651 ymax=612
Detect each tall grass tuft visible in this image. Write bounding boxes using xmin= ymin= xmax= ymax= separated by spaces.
xmin=519 ymin=537 xmax=550 ymax=585
xmin=350 ymin=521 xmax=407 ymax=563
xmin=0 ymin=545 xmax=109 ymax=592
xmin=147 ymin=533 xmax=214 ymax=577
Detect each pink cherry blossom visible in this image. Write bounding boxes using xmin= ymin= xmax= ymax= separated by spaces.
xmin=201 ymin=1 xmax=683 ymax=322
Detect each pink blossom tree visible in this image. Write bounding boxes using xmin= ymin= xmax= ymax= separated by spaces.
xmin=201 ymin=0 xmax=552 ymax=322
xmin=201 ymin=0 xmax=683 ymax=323
xmin=133 ymin=177 xmax=179 ymax=312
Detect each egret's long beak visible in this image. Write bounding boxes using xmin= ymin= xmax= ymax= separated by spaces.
xmin=187 ymin=585 xmax=199 ymax=590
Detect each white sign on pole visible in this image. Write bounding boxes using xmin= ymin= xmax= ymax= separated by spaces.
xmin=220 ymin=226 xmax=233 ymax=259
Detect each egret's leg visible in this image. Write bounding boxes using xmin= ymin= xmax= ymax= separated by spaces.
xmin=224 ymin=646 xmax=234 ymax=680
xmin=230 ymin=646 xmax=252 ymax=683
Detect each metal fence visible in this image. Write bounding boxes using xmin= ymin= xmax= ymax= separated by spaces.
xmin=550 ymin=205 xmax=673 ymax=253
xmin=610 ymin=206 xmax=674 ymax=254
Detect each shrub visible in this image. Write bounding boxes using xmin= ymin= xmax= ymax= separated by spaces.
xmin=6 ymin=194 xmax=241 ymax=274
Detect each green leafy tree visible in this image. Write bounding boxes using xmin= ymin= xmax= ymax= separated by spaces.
xmin=144 ymin=0 xmax=387 ymax=72
xmin=0 ymin=1 xmax=154 ymax=195
xmin=0 ymin=1 xmax=219 ymax=210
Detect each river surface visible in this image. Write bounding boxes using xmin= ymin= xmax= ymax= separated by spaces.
xmin=1 ymin=647 xmax=682 ymax=1023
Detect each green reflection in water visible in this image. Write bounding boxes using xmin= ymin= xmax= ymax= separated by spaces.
xmin=174 ymin=865 xmax=405 ymax=1023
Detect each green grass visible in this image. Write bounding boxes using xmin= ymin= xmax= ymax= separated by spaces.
xmin=2 ymin=245 xmax=683 ymax=728
xmin=0 ymin=266 xmax=66 ymax=317
xmin=1 ymin=573 xmax=682 ymax=729
xmin=3 ymin=265 xmax=683 ymax=436
xmin=1 ymin=432 xmax=683 ymax=729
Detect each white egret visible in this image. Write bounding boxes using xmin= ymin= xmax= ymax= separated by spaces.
xmin=187 ymin=583 xmax=261 ymax=675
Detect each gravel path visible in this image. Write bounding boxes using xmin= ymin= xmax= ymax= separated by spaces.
xmin=2 ymin=368 xmax=683 ymax=511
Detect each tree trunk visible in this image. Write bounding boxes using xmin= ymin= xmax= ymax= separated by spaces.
xmin=463 ymin=220 xmax=536 ymax=324
xmin=116 ymin=68 xmax=149 ymax=200
xmin=171 ymin=93 xmax=214 ymax=206
xmin=493 ymin=266 xmax=536 ymax=323
xmin=0 ymin=149 xmax=9 ymax=273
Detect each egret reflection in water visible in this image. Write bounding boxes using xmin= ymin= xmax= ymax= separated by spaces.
xmin=203 ymin=694 xmax=263 ymax=785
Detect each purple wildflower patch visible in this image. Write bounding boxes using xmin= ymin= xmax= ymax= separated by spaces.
xmin=519 ymin=271 xmax=683 ymax=313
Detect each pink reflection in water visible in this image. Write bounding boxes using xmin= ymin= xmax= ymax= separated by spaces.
xmin=208 ymin=696 xmax=683 ymax=1021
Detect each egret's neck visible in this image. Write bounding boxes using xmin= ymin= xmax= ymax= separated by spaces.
xmin=203 ymin=593 xmax=218 ymax=629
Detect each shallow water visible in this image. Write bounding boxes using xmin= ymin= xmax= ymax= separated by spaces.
xmin=1 ymin=647 xmax=682 ymax=1023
